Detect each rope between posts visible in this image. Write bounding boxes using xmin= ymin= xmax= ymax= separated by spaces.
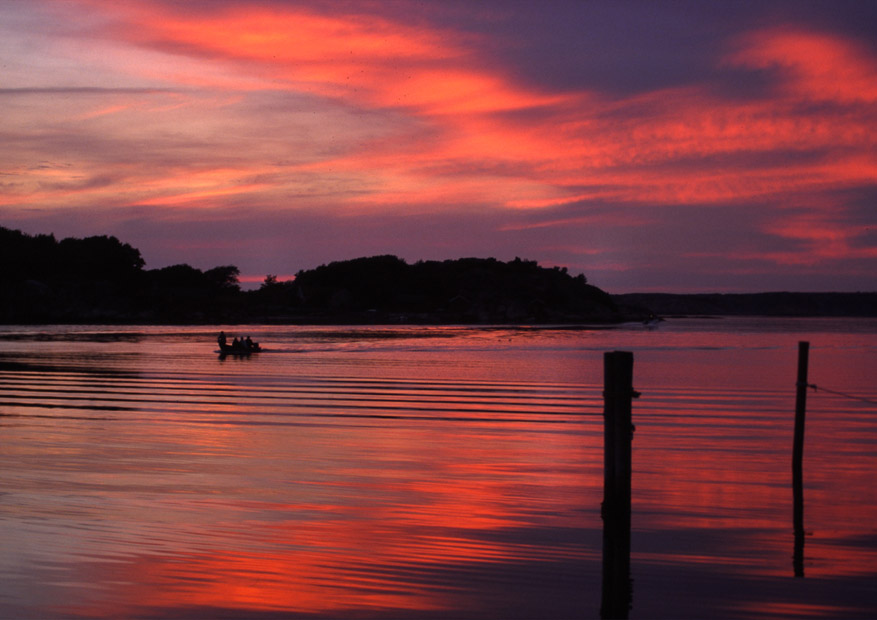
xmin=806 ymin=383 xmax=877 ymax=406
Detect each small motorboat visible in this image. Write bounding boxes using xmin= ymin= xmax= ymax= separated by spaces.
xmin=219 ymin=341 xmax=262 ymax=356
xmin=217 ymin=332 xmax=262 ymax=356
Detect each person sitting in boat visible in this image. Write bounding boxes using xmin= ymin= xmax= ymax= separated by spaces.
xmin=245 ymin=336 xmax=254 ymax=350
xmin=218 ymin=331 xmax=227 ymax=348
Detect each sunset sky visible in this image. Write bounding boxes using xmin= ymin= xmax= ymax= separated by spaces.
xmin=2 ymin=0 xmax=875 ymax=292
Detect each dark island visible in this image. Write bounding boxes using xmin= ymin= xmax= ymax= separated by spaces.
xmin=259 ymin=254 xmax=630 ymax=324
xmin=2 ymin=226 xmax=638 ymax=324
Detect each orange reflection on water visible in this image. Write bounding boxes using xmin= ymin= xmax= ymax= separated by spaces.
xmin=28 ymin=411 xmax=598 ymax=618
xmin=61 ymin=543 xmax=445 ymax=618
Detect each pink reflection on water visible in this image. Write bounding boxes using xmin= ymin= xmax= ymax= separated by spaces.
xmin=7 ymin=401 xmax=598 ymax=617
xmin=627 ymin=326 xmax=877 ymax=615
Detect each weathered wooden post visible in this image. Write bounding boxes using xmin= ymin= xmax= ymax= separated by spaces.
xmin=793 ymin=341 xmax=809 ymax=577
xmin=601 ymin=351 xmax=635 ymax=619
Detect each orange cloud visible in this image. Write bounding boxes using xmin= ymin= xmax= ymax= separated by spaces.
xmin=129 ymin=168 xmax=274 ymax=207
xmin=760 ymin=211 xmax=877 ymax=264
xmin=728 ymin=27 xmax=877 ymax=104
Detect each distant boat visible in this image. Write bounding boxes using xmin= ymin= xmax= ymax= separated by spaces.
xmin=218 ymin=341 xmax=262 ymax=356
xmin=643 ymin=315 xmax=663 ymax=328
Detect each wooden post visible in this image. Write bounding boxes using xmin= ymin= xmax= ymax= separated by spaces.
xmin=601 ymin=351 xmax=634 ymax=619
xmin=793 ymin=341 xmax=809 ymax=577
xmin=603 ymin=351 xmax=634 ymax=521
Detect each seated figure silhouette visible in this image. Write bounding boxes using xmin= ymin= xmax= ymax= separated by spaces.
xmin=218 ymin=331 xmax=259 ymax=355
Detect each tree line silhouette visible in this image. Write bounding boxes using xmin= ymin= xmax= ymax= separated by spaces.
xmin=5 ymin=225 xmax=872 ymax=324
xmin=260 ymin=254 xmax=626 ymax=323
xmin=2 ymin=226 xmax=240 ymax=322
xmin=2 ymin=226 xmax=636 ymax=324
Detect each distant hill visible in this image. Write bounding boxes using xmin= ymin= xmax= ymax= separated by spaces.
xmin=613 ymin=292 xmax=877 ymax=318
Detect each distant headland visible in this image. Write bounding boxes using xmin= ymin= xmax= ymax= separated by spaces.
xmin=3 ymin=226 xmax=874 ymax=324
xmin=615 ymin=292 xmax=877 ymax=318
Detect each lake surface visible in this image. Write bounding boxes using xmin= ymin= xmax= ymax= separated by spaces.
xmin=1 ymin=318 xmax=875 ymax=619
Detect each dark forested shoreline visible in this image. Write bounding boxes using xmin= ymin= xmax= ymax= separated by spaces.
xmin=2 ymin=226 xmax=637 ymax=324
xmin=3 ymin=226 xmax=873 ymax=324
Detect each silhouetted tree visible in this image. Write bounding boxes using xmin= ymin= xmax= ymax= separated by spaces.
xmin=149 ymin=264 xmax=205 ymax=289
xmin=205 ymin=265 xmax=240 ymax=292
xmin=57 ymin=235 xmax=145 ymax=282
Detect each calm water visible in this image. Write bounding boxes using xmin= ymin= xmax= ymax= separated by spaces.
xmin=0 ymin=318 xmax=875 ymax=619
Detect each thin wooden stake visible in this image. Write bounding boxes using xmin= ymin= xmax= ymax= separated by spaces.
xmin=793 ymin=341 xmax=809 ymax=577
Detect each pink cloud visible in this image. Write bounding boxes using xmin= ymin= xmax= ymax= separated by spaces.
xmin=727 ymin=27 xmax=877 ymax=104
